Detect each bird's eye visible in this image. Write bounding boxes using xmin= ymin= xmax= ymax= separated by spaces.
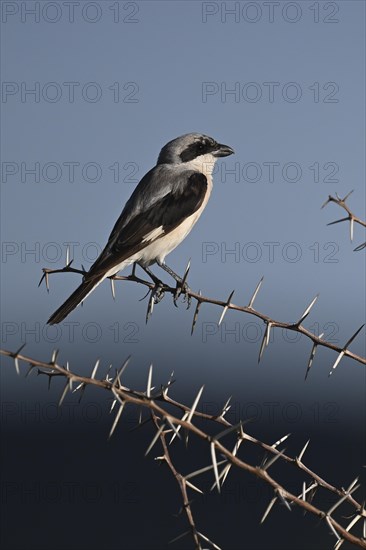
xmin=198 ymin=143 xmax=204 ymax=151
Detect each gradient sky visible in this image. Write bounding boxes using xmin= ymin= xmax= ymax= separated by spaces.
xmin=1 ymin=2 xmax=365 ymax=549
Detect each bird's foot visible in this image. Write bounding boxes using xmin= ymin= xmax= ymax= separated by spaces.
xmin=138 ymin=263 xmax=164 ymax=286
xmin=152 ymin=282 xmax=165 ymax=304
xmin=173 ymin=281 xmax=192 ymax=309
xmin=157 ymin=260 xmax=192 ymax=308
xmin=145 ymin=282 xmax=166 ymax=323
xmin=183 ymin=290 xmax=192 ymax=309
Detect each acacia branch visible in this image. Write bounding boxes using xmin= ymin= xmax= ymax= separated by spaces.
xmin=1 ymin=348 xmax=365 ymax=550
xmin=39 ymin=257 xmax=366 ymax=374
xmin=322 ymin=190 xmax=366 ymax=251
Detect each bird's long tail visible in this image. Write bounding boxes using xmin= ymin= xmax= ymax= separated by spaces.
xmin=47 ymin=275 xmax=105 ymax=325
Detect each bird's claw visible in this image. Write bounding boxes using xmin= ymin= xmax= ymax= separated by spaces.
xmin=173 ymin=282 xmax=191 ymax=308
xmin=146 ymin=283 xmax=165 ymax=323
xmin=153 ymin=283 xmax=165 ymax=304
xmin=183 ymin=292 xmax=192 ymax=309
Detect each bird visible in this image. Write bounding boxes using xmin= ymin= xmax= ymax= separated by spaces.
xmin=47 ymin=133 xmax=234 ymax=324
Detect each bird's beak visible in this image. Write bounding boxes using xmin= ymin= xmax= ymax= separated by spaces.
xmin=213 ymin=143 xmax=235 ymax=157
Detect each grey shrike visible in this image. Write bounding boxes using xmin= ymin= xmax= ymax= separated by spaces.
xmin=48 ymin=133 xmax=234 ymax=324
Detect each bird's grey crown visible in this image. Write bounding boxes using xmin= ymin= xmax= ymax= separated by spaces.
xmin=157 ymin=133 xmax=218 ymax=165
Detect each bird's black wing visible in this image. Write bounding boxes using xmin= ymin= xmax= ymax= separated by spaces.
xmin=88 ymin=169 xmax=207 ymax=277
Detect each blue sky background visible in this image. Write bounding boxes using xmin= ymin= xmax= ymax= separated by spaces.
xmin=1 ymin=2 xmax=365 ymax=549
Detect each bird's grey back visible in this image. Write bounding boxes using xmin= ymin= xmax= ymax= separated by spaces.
xmin=106 ymin=163 xmax=198 ymax=246
xmin=105 ymin=133 xmax=212 ymax=250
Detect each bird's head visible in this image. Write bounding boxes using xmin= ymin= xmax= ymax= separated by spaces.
xmin=157 ymin=133 xmax=234 ymax=167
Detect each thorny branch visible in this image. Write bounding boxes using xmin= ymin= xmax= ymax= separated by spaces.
xmin=322 ymin=190 xmax=366 ymax=251
xmin=39 ymin=253 xmax=366 ymax=376
xmin=1 ymin=347 xmax=365 ymax=550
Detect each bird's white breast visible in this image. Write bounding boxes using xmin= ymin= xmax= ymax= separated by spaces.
xmin=138 ymin=170 xmax=213 ymax=265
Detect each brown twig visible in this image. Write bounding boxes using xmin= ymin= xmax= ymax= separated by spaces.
xmin=39 ymin=253 xmax=366 ymax=374
xmin=322 ymin=190 xmax=366 ymax=251
xmin=1 ymin=348 xmax=365 ymax=550
xmin=151 ymin=412 xmax=207 ymax=550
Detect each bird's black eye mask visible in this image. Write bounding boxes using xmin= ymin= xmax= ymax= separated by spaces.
xmin=180 ymin=140 xmax=218 ymax=162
